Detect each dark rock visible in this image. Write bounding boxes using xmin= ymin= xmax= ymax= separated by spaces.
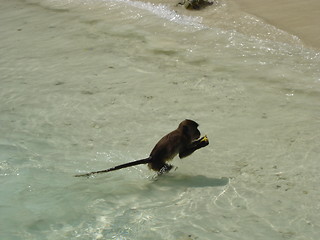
xmin=178 ymin=0 xmax=214 ymax=10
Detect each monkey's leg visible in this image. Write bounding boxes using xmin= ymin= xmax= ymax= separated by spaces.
xmin=158 ymin=164 xmax=174 ymax=175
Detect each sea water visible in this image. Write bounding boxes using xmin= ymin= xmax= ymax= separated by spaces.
xmin=0 ymin=0 xmax=319 ymax=239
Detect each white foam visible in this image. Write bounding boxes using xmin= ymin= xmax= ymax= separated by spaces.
xmin=109 ymin=0 xmax=204 ymax=29
xmin=37 ymin=0 xmax=205 ymax=29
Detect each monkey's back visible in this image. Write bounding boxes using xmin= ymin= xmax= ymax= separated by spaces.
xmin=148 ymin=130 xmax=184 ymax=171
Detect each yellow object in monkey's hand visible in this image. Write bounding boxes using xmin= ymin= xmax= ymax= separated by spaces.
xmin=201 ymin=135 xmax=209 ymax=143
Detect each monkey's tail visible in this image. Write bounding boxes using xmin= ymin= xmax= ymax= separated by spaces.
xmin=74 ymin=157 xmax=152 ymax=177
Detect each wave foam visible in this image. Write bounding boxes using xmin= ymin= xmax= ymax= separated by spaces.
xmin=35 ymin=0 xmax=205 ymax=29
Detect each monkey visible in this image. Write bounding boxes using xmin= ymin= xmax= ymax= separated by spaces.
xmin=74 ymin=119 xmax=209 ymax=177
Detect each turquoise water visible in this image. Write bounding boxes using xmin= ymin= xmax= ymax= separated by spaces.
xmin=1 ymin=0 xmax=319 ymax=239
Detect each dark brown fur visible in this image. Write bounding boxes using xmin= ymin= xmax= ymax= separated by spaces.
xmin=75 ymin=119 xmax=209 ymax=177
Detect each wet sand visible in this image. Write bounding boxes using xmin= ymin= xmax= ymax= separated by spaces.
xmin=230 ymin=0 xmax=320 ymax=50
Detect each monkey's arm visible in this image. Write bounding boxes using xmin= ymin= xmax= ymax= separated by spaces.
xmin=179 ymin=135 xmax=209 ymax=158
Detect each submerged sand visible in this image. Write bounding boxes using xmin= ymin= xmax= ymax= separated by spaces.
xmin=229 ymin=0 xmax=320 ymax=50
xmin=1 ymin=0 xmax=320 ymax=239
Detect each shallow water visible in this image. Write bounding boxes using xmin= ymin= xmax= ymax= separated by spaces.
xmin=1 ymin=0 xmax=320 ymax=239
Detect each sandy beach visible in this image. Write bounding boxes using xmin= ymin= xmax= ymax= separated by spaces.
xmin=230 ymin=0 xmax=320 ymax=50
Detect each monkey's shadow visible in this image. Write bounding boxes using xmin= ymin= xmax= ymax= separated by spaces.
xmin=152 ymin=174 xmax=229 ymax=188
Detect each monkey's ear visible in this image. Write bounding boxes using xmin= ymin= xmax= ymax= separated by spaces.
xmin=182 ymin=125 xmax=189 ymax=135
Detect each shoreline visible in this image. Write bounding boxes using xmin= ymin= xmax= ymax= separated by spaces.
xmin=229 ymin=0 xmax=320 ymax=50
xmin=135 ymin=0 xmax=320 ymax=50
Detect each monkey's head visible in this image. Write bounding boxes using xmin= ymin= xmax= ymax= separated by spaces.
xmin=179 ymin=119 xmax=201 ymax=141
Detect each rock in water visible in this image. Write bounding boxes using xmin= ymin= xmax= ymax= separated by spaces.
xmin=178 ymin=0 xmax=214 ymax=10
